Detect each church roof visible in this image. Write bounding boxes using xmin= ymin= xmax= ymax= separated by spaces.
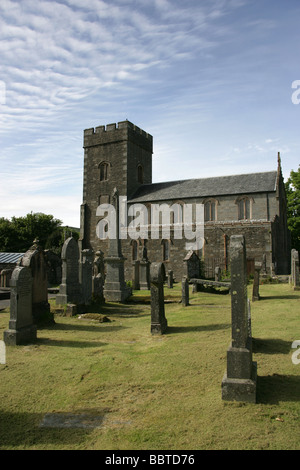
xmin=129 ymin=171 xmax=278 ymax=203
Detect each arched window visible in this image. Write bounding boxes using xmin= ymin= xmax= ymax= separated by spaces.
xmin=236 ymin=197 xmax=252 ymax=220
xmin=99 ymin=162 xmax=109 ymax=181
xmin=204 ymin=200 xmax=216 ymax=221
xmin=137 ymin=164 xmax=144 ymax=184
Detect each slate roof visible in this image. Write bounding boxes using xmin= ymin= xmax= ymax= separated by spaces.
xmin=0 ymin=253 xmax=24 ymax=264
xmin=129 ymin=171 xmax=278 ymax=203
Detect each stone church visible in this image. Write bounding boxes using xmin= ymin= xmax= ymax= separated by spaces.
xmin=79 ymin=120 xmax=290 ymax=281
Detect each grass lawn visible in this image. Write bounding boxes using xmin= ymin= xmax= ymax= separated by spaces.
xmin=0 ymin=282 xmax=299 ymax=450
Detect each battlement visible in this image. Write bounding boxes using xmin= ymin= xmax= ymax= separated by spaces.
xmin=83 ymin=120 xmax=153 ymax=151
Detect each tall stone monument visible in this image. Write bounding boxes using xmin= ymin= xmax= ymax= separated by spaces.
xmin=222 ymin=235 xmax=257 ymax=403
xmin=150 ymin=262 xmax=168 ymax=335
xmin=103 ymin=188 xmax=131 ymax=302
xmin=3 ymin=266 xmax=37 ymax=345
xmin=80 ymin=248 xmax=93 ymax=305
xmin=18 ymin=239 xmax=53 ymax=325
xmin=56 ymin=237 xmax=82 ymax=305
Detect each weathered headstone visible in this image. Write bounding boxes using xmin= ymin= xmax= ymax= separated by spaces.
xmin=183 ymin=250 xmax=201 ymax=280
xmin=103 ymin=188 xmax=131 ymax=302
xmin=181 ymin=276 xmax=189 ymax=307
xmin=290 ymin=249 xmax=297 ymax=285
xmin=132 ymin=260 xmax=140 ymax=290
xmin=3 ymin=266 xmax=37 ymax=345
xmin=19 ymin=239 xmax=52 ymax=325
xmin=167 ymin=270 xmax=174 ymax=288
xmin=222 ymin=235 xmax=257 ymax=403
xmin=0 ymin=340 xmax=6 ymax=364
xmin=139 ymin=260 xmax=150 ymax=290
xmin=252 ymin=262 xmax=261 ymax=301
xmin=215 ymin=266 xmax=221 ymax=282
xmin=150 ymin=262 xmax=168 ymax=335
xmin=56 ymin=237 xmax=82 ymax=305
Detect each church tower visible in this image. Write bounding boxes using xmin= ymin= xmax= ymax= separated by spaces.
xmin=80 ymin=120 xmax=153 ymax=253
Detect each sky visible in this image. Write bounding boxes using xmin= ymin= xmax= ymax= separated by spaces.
xmin=0 ymin=0 xmax=299 ymax=228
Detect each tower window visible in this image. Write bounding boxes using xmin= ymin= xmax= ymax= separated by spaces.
xmin=99 ymin=162 xmax=109 ymax=181
xmin=137 ymin=164 xmax=144 ymax=184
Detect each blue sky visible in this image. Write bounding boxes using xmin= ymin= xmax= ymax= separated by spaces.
xmin=0 ymin=0 xmax=299 ymax=227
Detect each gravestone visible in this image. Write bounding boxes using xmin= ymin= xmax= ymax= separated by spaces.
xmin=150 ymin=262 xmax=168 ymax=335
xmin=3 ymin=266 xmax=37 ymax=345
xmin=0 ymin=340 xmax=6 ymax=364
xmin=103 ymin=188 xmax=131 ymax=302
xmin=252 ymin=262 xmax=261 ymax=301
xmin=181 ymin=276 xmax=189 ymax=307
xmin=291 ymin=250 xmax=299 ymax=290
xmin=215 ymin=266 xmax=221 ymax=282
xmin=18 ymin=239 xmax=53 ymax=325
xmin=222 ymin=235 xmax=257 ymax=403
xmin=132 ymin=260 xmax=140 ymax=290
xmin=183 ymin=250 xmax=201 ymax=280
xmin=56 ymin=237 xmax=82 ymax=305
xmin=290 ymin=249 xmax=297 ymax=285
xmin=139 ymin=246 xmax=150 ymax=290
xmin=80 ymin=249 xmax=93 ymax=305
xmin=167 ymin=270 xmax=174 ymax=288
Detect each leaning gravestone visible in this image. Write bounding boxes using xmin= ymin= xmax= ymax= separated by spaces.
xmin=18 ymin=239 xmax=53 ymax=325
xmin=3 ymin=266 xmax=37 ymax=345
xmin=222 ymin=235 xmax=257 ymax=403
xmin=56 ymin=237 xmax=82 ymax=305
xmin=150 ymin=262 xmax=168 ymax=335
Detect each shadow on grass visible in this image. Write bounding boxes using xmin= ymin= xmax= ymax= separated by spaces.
xmin=253 ymin=338 xmax=292 ymax=355
xmin=0 ymin=411 xmax=92 ymax=449
xmin=257 ymin=374 xmax=300 ymax=404
xmin=259 ymin=295 xmax=300 ymax=300
xmin=36 ymin=337 xmax=108 ymax=348
xmin=167 ymin=323 xmax=230 ymax=334
xmin=48 ymin=321 xmax=127 ymax=333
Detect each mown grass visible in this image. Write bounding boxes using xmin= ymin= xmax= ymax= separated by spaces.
xmin=0 ymin=282 xmax=299 ymax=450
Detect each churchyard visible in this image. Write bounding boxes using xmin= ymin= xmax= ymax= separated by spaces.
xmin=0 ymin=277 xmax=299 ymax=450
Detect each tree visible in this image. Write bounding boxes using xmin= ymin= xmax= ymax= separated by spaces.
xmin=285 ymin=166 xmax=300 ymax=253
xmin=0 ymin=213 xmax=63 ymax=252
